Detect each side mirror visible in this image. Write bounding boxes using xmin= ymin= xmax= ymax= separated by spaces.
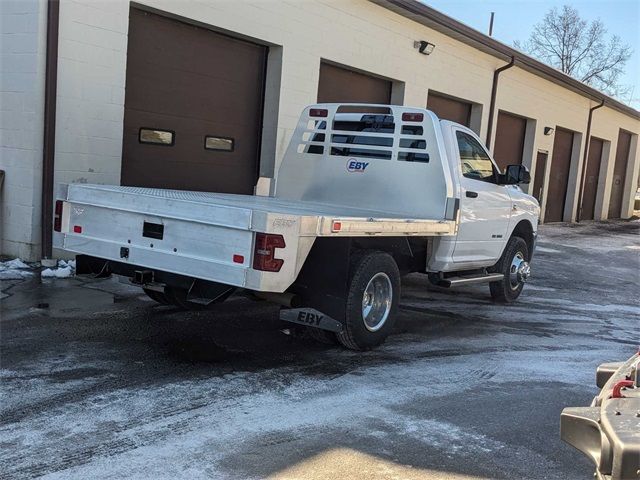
xmin=502 ymin=164 xmax=531 ymax=185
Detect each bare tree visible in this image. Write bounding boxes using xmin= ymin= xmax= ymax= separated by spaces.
xmin=515 ymin=5 xmax=632 ymax=97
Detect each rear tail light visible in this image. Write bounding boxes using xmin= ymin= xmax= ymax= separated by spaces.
xmin=54 ymin=200 xmax=63 ymax=232
xmin=310 ymin=108 xmax=328 ymax=118
xmin=402 ymin=112 xmax=424 ymax=122
xmin=253 ymin=233 xmax=286 ymax=272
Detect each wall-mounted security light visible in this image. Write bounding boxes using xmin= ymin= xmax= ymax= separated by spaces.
xmin=414 ymin=40 xmax=435 ymax=55
xmin=544 ymin=127 xmax=554 ymax=136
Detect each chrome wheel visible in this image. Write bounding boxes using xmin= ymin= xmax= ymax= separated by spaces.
xmin=362 ymin=272 xmax=393 ymax=332
xmin=509 ymin=251 xmax=531 ymax=289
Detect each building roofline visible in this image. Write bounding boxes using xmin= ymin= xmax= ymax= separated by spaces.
xmin=371 ymin=0 xmax=640 ymax=120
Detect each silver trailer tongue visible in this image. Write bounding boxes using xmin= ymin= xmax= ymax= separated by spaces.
xmin=561 ymin=352 xmax=640 ymax=480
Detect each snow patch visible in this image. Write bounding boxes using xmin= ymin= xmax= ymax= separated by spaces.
xmin=535 ymin=246 xmax=562 ymax=253
xmin=41 ymin=259 xmax=76 ymax=279
xmin=0 ymin=258 xmax=35 ymax=280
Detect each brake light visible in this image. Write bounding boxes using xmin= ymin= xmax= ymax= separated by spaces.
xmin=253 ymin=233 xmax=286 ymax=272
xmin=402 ymin=112 xmax=424 ymax=122
xmin=310 ymin=108 xmax=328 ymax=118
xmin=73 ymin=225 xmax=82 ymax=234
xmin=54 ymin=200 xmax=63 ymax=232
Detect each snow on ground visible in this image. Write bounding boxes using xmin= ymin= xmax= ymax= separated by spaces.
xmin=41 ymin=260 xmax=76 ymax=279
xmin=0 ymin=258 xmax=35 ymax=280
xmin=1 ymin=220 xmax=638 ymax=480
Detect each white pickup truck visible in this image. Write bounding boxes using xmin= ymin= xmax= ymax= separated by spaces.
xmin=54 ymin=104 xmax=540 ymax=350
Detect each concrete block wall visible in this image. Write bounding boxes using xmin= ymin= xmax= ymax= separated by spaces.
xmin=50 ymin=0 xmax=637 ymax=217
xmin=2 ymin=0 xmax=639 ymax=259
xmin=53 ymin=0 xmax=128 ymax=189
xmin=0 ymin=0 xmax=47 ymax=260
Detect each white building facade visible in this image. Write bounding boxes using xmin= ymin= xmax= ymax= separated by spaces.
xmin=1 ymin=0 xmax=639 ymax=260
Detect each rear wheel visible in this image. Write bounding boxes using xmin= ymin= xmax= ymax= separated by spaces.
xmin=307 ymin=327 xmax=339 ymax=345
xmin=489 ymin=236 xmax=530 ymax=303
xmin=143 ymin=288 xmax=171 ymax=305
xmin=166 ymin=287 xmax=206 ymax=310
xmin=336 ymin=251 xmax=400 ymax=351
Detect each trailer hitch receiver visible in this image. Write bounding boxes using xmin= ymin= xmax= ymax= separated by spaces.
xmin=133 ymin=270 xmax=153 ymax=285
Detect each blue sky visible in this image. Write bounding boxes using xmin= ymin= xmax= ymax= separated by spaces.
xmin=423 ymin=0 xmax=640 ymax=109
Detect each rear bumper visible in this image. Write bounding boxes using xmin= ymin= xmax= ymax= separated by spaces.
xmin=76 ymin=255 xmax=235 ymax=301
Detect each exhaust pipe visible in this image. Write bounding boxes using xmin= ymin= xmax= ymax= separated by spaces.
xmin=254 ymin=292 xmax=301 ymax=308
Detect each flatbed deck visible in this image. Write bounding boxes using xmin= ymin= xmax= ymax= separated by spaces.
xmin=64 ymin=184 xmax=457 ymax=236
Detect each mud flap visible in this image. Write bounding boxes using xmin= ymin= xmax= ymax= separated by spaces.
xmin=280 ymin=308 xmax=343 ymax=333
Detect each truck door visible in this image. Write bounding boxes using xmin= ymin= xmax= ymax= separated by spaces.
xmin=452 ymin=128 xmax=511 ymax=264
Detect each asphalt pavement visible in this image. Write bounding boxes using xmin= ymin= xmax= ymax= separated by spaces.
xmin=1 ymin=220 xmax=638 ymax=479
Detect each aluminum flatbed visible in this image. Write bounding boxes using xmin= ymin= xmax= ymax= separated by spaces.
xmin=56 ymin=183 xmax=456 ymax=294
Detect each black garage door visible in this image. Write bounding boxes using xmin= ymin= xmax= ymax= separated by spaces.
xmin=317 ymin=62 xmax=392 ymax=104
xmin=545 ymin=128 xmax=574 ymax=223
xmin=427 ymin=92 xmax=471 ymax=127
xmin=581 ymin=137 xmax=604 ymax=221
xmin=493 ymin=111 xmax=526 ymax=172
xmin=121 ymin=9 xmax=267 ymax=194
xmin=532 ymin=151 xmax=548 ymax=204
xmin=608 ymin=129 xmax=632 ymax=218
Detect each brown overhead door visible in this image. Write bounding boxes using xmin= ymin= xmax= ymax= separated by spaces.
xmin=317 ymin=63 xmax=391 ymax=104
xmin=493 ymin=111 xmax=526 ymax=171
xmin=427 ymin=92 xmax=471 ymax=127
xmin=121 ymin=9 xmax=267 ymax=194
xmin=532 ymin=151 xmax=548 ymax=205
xmin=581 ymin=137 xmax=604 ymax=221
xmin=608 ymin=129 xmax=632 ymax=218
xmin=545 ymin=128 xmax=574 ymax=223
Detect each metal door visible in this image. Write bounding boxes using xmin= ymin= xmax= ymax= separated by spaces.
xmin=532 ymin=151 xmax=548 ymax=204
xmin=121 ymin=9 xmax=267 ymax=194
xmin=317 ymin=63 xmax=391 ymax=104
xmin=493 ymin=111 xmax=527 ymax=172
xmin=545 ymin=128 xmax=574 ymax=222
xmin=608 ymin=130 xmax=632 ymax=218
xmin=427 ymin=92 xmax=471 ymax=127
xmin=581 ymin=137 xmax=604 ymax=220
xmin=452 ymin=128 xmax=512 ymax=264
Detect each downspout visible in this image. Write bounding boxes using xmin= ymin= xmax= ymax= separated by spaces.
xmin=576 ymin=99 xmax=605 ymax=222
xmin=485 ymin=56 xmax=515 ymax=149
xmin=41 ymin=0 xmax=60 ymax=259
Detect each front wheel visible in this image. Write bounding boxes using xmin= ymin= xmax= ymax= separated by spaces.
xmin=489 ymin=236 xmax=530 ymax=303
xmin=336 ymin=251 xmax=400 ymax=351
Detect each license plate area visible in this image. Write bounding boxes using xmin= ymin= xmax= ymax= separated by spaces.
xmin=143 ymin=221 xmax=164 ymax=240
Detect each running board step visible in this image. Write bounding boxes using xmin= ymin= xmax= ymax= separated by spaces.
xmin=438 ymin=273 xmax=504 ymax=288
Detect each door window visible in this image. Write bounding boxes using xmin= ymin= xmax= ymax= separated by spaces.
xmin=456 ymin=131 xmax=496 ymax=183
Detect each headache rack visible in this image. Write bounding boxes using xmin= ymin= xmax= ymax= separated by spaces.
xmin=295 ymin=106 xmax=431 ymax=163
xmin=275 ymin=103 xmax=457 ymax=222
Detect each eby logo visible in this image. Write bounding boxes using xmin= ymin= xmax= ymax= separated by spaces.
xmin=346 ymin=159 xmax=369 ymax=173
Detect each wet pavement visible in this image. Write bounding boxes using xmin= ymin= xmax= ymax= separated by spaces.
xmin=1 ymin=221 xmax=638 ymax=479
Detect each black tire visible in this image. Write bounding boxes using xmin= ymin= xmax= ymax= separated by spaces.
xmin=336 ymin=251 xmax=400 ymax=351
xmin=489 ymin=236 xmax=529 ymax=303
xmin=166 ymin=287 xmax=206 ymax=311
xmin=143 ymin=288 xmax=171 ymax=305
xmin=307 ymin=327 xmax=339 ymax=345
